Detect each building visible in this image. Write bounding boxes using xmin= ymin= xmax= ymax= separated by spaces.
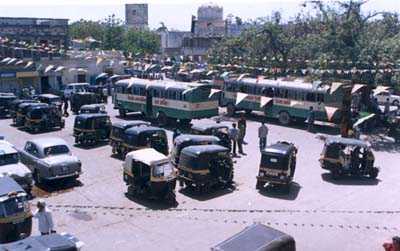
xmin=125 ymin=4 xmax=148 ymax=30
xmin=159 ymin=30 xmax=191 ymax=57
xmin=0 ymin=17 xmax=69 ymax=48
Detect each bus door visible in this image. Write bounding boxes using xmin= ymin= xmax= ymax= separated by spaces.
xmin=146 ymin=90 xmax=153 ymax=117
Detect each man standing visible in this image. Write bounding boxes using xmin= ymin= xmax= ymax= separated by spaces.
xmin=258 ymin=122 xmax=269 ymax=151
xmin=228 ymin=123 xmax=239 ymax=157
xmin=34 ymin=200 xmax=55 ymax=235
xmin=307 ymin=106 xmax=315 ymax=132
xmin=62 ymin=96 xmax=69 ymax=117
xmin=238 ymin=114 xmax=247 ymax=145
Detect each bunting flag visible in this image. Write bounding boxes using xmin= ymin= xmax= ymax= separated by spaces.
xmin=235 ymin=92 xmax=248 ymax=105
xmin=260 ymin=97 xmax=273 ymax=108
xmin=324 ymin=106 xmax=339 ymax=121
xmin=351 ymin=84 xmax=365 ymax=94
xmin=208 ymin=89 xmax=222 ymax=99
xmin=330 ymin=82 xmax=343 ymax=94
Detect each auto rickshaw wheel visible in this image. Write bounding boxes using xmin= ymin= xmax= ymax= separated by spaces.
xmin=369 ymin=168 xmax=379 ymax=179
xmin=331 ymin=169 xmax=341 ymax=180
xmin=256 ymin=180 xmax=264 ymax=190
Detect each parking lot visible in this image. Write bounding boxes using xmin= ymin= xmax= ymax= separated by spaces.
xmin=1 ymin=100 xmax=399 ymax=251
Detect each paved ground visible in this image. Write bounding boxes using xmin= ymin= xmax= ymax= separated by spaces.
xmin=1 ymin=100 xmax=399 ymax=251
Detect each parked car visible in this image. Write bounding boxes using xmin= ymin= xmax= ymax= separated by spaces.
xmin=373 ymin=90 xmax=400 ymax=106
xmin=20 ymin=137 xmax=82 ymax=184
xmin=0 ymin=139 xmax=33 ymax=193
xmin=0 ymin=233 xmax=84 ymax=251
xmin=63 ymin=83 xmax=90 ymax=98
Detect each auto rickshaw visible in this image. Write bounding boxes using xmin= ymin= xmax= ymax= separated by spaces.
xmin=120 ymin=126 xmax=169 ymax=157
xmin=24 ymin=104 xmax=65 ymax=132
xmin=0 ymin=93 xmax=17 ymax=117
xmin=36 ymin=94 xmax=62 ymax=110
xmin=14 ymin=102 xmax=44 ymax=127
xmin=256 ymin=141 xmax=298 ymax=192
xmin=0 ymin=176 xmax=32 ymax=244
xmin=9 ymin=99 xmax=37 ymax=120
xmin=191 ymin=123 xmax=232 ymax=150
xmin=87 ymin=85 xmax=107 ymax=103
xmin=170 ymin=134 xmax=221 ymax=166
xmin=211 ymin=223 xmax=296 ymax=251
xmin=177 ymin=145 xmax=234 ymax=193
xmin=70 ymin=92 xmax=100 ymax=114
xmin=73 ymin=113 xmax=111 ymax=145
xmin=319 ymin=136 xmax=379 ymax=179
xmin=109 ymin=120 xmax=151 ymax=155
xmin=123 ymin=148 xmax=177 ymax=203
xmin=79 ymin=104 xmax=106 ymax=114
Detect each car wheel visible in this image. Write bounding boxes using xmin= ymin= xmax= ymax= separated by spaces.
xmin=278 ymin=111 xmax=291 ymax=125
xmin=227 ymin=103 xmax=235 ymax=117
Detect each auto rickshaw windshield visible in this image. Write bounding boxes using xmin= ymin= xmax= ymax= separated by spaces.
xmin=153 ymin=162 xmax=174 ymax=177
xmin=74 ymin=117 xmax=91 ymax=129
xmin=261 ymin=154 xmax=289 ymax=170
xmin=0 ymin=153 xmax=19 ymax=166
xmin=0 ymin=196 xmax=27 ymax=217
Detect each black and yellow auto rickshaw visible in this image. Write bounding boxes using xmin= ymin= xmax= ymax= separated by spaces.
xmin=256 ymin=141 xmax=298 ymax=192
xmin=109 ymin=120 xmax=150 ymax=155
xmin=0 ymin=93 xmax=17 ymax=118
xmin=79 ymin=104 xmax=106 ymax=114
xmin=123 ymin=148 xmax=177 ymax=203
xmin=0 ymin=176 xmax=32 ymax=244
xmin=73 ymin=114 xmax=111 ymax=145
xmin=191 ymin=123 xmax=232 ymax=150
xmin=24 ymin=104 xmax=65 ymax=132
xmin=36 ymin=94 xmax=62 ymax=110
xmin=171 ymin=134 xmax=221 ymax=166
xmin=120 ymin=126 xmax=169 ymax=157
xmin=70 ymin=92 xmax=100 ymax=114
xmin=14 ymin=102 xmax=43 ymax=127
xmin=177 ymin=145 xmax=234 ymax=193
xmin=9 ymin=99 xmax=37 ymax=120
xmin=319 ymin=136 xmax=379 ymax=179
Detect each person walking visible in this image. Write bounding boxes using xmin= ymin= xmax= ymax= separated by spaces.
xmin=34 ymin=200 xmax=55 ymax=235
xmin=307 ymin=106 xmax=315 ymax=132
xmin=258 ymin=122 xmax=269 ymax=151
xmin=228 ymin=123 xmax=239 ymax=157
xmin=62 ymin=96 xmax=69 ymax=117
xmin=238 ymin=114 xmax=247 ymax=145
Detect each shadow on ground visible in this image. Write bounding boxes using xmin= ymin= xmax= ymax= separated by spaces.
xmin=31 ymin=179 xmax=83 ymax=198
xmin=73 ymin=141 xmax=109 ymax=150
xmin=258 ymin=182 xmax=301 ymax=201
xmin=321 ymin=173 xmax=380 ymax=186
xmin=124 ymin=192 xmax=178 ymax=210
xmin=178 ymin=183 xmax=237 ymax=201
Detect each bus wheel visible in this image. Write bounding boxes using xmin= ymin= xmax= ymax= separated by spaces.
xmin=157 ymin=112 xmax=168 ymax=126
xmin=119 ymin=109 xmax=126 ymax=117
xmin=227 ymin=103 xmax=236 ymax=117
xmin=278 ymin=111 xmax=291 ymax=125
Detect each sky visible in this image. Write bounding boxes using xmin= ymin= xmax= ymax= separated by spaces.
xmin=0 ymin=0 xmax=399 ymax=31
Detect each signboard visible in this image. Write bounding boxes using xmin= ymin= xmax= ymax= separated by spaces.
xmin=0 ymin=72 xmax=16 ymax=78
xmin=16 ymin=71 xmax=39 ymax=78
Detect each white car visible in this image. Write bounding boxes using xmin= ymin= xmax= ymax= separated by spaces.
xmin=0 ymin=139 xmax=33 ymax=193
xmin=373 ymin=90 xmax=400 ymax=106
xmin=63 ymin=83 xmax=90 ymax=98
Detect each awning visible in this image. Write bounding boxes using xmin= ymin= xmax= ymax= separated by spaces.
xmin=353 ymin=114 xmax=376 ymax=128
xmin=15 ymin=60 xmax=24 ymax=66
xmin=6 ymin=58 xmax=17 ymax=65
xmin=206 ymin=70 xmax=216 ymax=76
xmin=96 ymin=57 xmax=104 ymax=66
xmin=109 ymin=75 xmax=121 ymax=81
xmin=330 ymin=82 xmax=343 ymax=94
xmin=373 ymin=86 xmax=390 ymax=95
xmin=237 ymin=73 xmax=248 ymax=81
xmin=190 ymin=69 xmax=205 ymax=74
xmin=260 ymin=97 xmax=273 ymax=108
xmin=96 ymin=72 xmax=108 ymax=80
xmin=44 ymin=65 xmax=54 ymax=73
xmin=209 ymin=88 xmax=222 ymax=98
xmin=1 ymin=57 xmax=11 ymax=63
xmin=69 ymin=68 xmax=77 ymax=72
xmin=324 ymin=106 xmax=339 ymax=121
xmin=161 ymin=66 xmax=173 ymax=71
xmin=55 ymin=66 xmax=65 ymax=72
xmin=24 ymin=61 xmax=34 ymax=68
xmin=77 ymin=68 xmax=88 ymax=73
xmin=351 ymin=84 xmax=365 ymax=94
xmin=236 ymin=92 xmax=248 ymax=105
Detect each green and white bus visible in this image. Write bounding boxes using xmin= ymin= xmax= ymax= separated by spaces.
xmin=113 ymin=78 xmax=219 ymax=125
xmin=221 ymin=77 xmax=351 ymax=125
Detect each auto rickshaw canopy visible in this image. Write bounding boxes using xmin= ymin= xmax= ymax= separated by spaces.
xmin=125 ymin=148 xmax=168 ymax=167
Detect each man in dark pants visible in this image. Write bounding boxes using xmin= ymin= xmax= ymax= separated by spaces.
xmin=228 ymin=123 xmax=239 ymax=157
xmin=238 ymin=114 xmax=247 ymax=145
xmin=62 ymin=96 xmax=69 ymax=117
xmin=307 ymin=106 xmax=315 ymax=132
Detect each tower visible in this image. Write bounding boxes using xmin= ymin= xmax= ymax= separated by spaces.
xmin=125 ymin=4 xmax=148 ymax=30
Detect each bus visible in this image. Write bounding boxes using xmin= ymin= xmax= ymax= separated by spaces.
xmin=221 ymin=77 xmax=351 ymax=125
xmin=113 ymin=78 xmax=219 ymax=125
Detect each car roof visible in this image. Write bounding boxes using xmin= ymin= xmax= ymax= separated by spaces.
xmin=112 ymin=120 xmax=150 ymax=129
xmin=28 ymin=103 xmax=50 ymax=110
xmin=191 ymin=123 xmax=230 ymax=132
xmin=325 ymin=136 xmax=369 ymax=148
xmin=29 ymin=137 xmax=68 ymax=149
xmin=181 ymin=144 xmax=229 ymax=157
xmin=211 ymin=223 xmax=294 ymax=251
xmin=38 ymin=94 xmax=60 ymax=99
xmin=263 ymin=142 xmax=295 ymax=156
xmin=126 ymin=148 xmax=168 ymax=166
xmin=175 ymin=134 xmax=220 ymax=144
xmin=0 ymin=141 xmax=18 ymax=155
xmin=80 ymin=104 xmax=104 ymax=109
xmin=0 ymin=176 xmax=25 ymax=197
xmin=19 ymin=102 xmax=43 ymax=108
xmin=125 ymin=126 xmax=164 ymax=135
xmin=76 ymin=113 xmax=109 ymax=119
xmin=0 ymin=233 xmax=81 ymax=251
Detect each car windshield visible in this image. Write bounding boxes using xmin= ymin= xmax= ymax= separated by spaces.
xmin=0 ymin=153 xmax=19 ymax=166
xmin=153 ymin=162 xmax=174 ymax=177
xmin=0 ymin=196 xmax=26 ymax=217
xmin=44 ymin=145 xmax=70 ymax=156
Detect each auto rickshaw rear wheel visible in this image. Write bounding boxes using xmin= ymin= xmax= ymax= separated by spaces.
xmin=256 ymin=180 xmax=264 ymax=190
xmin=331 ymin=169 xmax=341 ymax=180
xmin=369 ymin=168 xmax=379 ymax=179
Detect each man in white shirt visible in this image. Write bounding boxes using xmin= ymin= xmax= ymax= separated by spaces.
xmin=258 ymin=122 xmax=269 ymax=151
xmin=34 ymin=200 xmax=55 ymax=235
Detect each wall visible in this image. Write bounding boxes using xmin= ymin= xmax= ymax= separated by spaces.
xmin=125 ymin=4 xmax=148 ymax=30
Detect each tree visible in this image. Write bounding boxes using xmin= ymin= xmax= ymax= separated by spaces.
xmin=123 ymin=29 xmax=160 ymax=55
xmin=69 ymin=19 xmax=104 ymax=41
xmin=101 ymin=14 xmax=125 ymax=50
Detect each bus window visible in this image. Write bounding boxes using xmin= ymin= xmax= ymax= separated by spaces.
xmin=239 ymin=84 xmax=246 ymax=93
xmin=263 ymin=87 xmax=274 ymax=97
xmin=167 ymin=90 xmax=177 ymax=100
xmin=306 ymin=92 xmax=316 ymax=102
xmin=153 ymin=89 xmax=159 ymax=98
xmin=132 ymin=86 xmax=139 ymax=95
xmin=138 ymin=87 xmax=145 ymax=96
xmin=278 ymin=89 xmax=288 ymax=99
xmin=297 ymin=91 xmax=305 ymax=101
xmin=288 ymin=90 xmax=297 ymax=100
